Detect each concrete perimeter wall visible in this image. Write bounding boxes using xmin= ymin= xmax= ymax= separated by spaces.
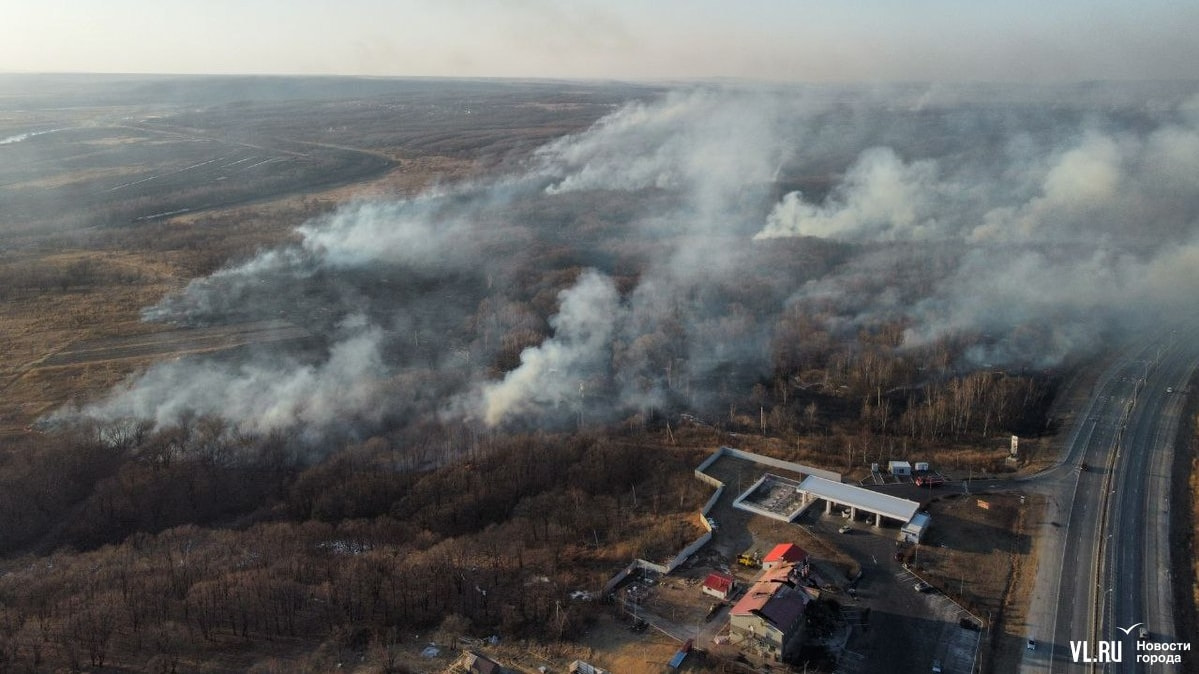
xmin=694 ymin=468 xmax=723 ymax=489
xmin=602 ymin=483 xmax=722 ymax=594
xmin=718 ymin=446 xmax=842 ymax=483
xmin=602 ymin=446 xmax=839 ymax=594
xmin=666 ymin=530 xmax=714 ymax=571
xmin=699 ymin=484 xmax=723 ymax=512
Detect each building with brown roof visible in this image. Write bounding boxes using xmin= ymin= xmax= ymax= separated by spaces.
xmin=729 ymin=562 xmax=809 ymax=660
xmin=456 ymin=651 xmax=503 ymax=674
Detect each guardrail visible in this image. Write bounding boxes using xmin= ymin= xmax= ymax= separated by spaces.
xmin=1090 ymin=383 xmax=1138 ymax=673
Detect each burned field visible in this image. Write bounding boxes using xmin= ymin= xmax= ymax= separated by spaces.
xmin=0 ymin=76 xmax=647 ymax=236
xmin=0 ymin=123 xmax=389 ymax=231
xmin=36 ymin=319 xmax=312 ymax=369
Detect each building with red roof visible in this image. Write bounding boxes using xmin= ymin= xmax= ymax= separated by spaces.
xmin=701 ymin=571 xmax=736 ymax=600
xmin=761 ymin=543 xmax=808 ymax=570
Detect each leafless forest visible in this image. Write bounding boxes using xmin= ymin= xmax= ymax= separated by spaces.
xmin=1 ymin=75 xmax=1198 ymax=671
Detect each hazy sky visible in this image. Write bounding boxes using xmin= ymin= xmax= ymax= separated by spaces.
xmin=4 ymin=1 xmax=1197 ymax=82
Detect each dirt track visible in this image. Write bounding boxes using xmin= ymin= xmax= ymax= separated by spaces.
xmin=35 ymin=319 xmax=309 ymax=369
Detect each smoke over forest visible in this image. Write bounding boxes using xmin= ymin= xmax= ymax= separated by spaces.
xmin=58 ymin=83 xmax=1199 ymax=439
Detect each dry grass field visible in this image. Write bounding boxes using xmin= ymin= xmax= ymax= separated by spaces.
xmin=0 ymin=77 xmax=642 ymax=438
xmin=1187 ymin=417 xmax=1199 ymax=674
xmin=919 ymin=492 xmax=1040 ymax=674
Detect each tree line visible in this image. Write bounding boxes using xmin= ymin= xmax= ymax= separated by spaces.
xmin=0 ymin=425 xmax=707 ymax=671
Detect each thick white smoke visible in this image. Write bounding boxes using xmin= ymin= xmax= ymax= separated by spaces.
xmin=758 ymin=103 xmax=1199 ymax=247
xmin=58 ymin=84 xmax=1199 ymax=437
xmin=69 ymin=319 xmax=388 ymax=436
xmin=0 ymin=128 xmax=65 ymax=145
xmin=756 ymin=147 xmax=943 ymax=240
xmin=536 ymin=88 xmax=790 ymax=201
xmin=972 ymin=132 xmax=1126 ymax=242
xmin=761 ymin=93 xmax=1199 ymax=366
xmin=478 ymin=270 xmax=620 ymax=426
xmin=294 ymin=196 xmax=487 ymax=270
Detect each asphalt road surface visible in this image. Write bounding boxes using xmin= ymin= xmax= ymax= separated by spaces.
xmin=1101 ymin=335 xmax=1197 ymax=672
xmin=1021 ymin=332 xmax=1197 ymax=673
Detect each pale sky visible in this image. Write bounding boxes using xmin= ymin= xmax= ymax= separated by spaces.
xmin=3 ymin=0 xmax=1197 ymax=82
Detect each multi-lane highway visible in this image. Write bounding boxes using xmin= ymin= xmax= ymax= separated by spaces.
xmin=1102 ymin=335 xmax=1197 ymax=671
xmin=1020 ymin=332 xmax=1196 ymax=672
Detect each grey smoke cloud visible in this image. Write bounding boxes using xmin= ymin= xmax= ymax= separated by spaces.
xmin=758 ymin=102 xmax=1199 ymax=247
xmin=972 ymin=131 xmax=1127 ymax=243
xmin=57 ymin=83 xmax=1199 ymax=437
xmin=762 ymin=93 xmax=1199 ymax=367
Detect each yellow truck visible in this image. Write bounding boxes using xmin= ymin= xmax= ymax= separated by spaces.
xmin=736 ymin=552 xmax=761 ymax=568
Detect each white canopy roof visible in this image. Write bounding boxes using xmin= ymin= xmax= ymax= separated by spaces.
xmin=799 ymin=475 xmax=920 ymax=523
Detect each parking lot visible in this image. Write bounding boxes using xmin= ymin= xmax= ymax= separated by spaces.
xmin=796 ymin=507 xmax=982 ymax=674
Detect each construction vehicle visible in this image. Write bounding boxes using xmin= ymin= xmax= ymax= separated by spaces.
xmin=736 ymin=552 xmax=761 ymax=568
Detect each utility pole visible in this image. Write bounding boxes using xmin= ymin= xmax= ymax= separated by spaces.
xmin=577 ymin=381 xmax=585 ymax=429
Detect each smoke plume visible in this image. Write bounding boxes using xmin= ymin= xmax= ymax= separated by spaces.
xmin=56 ymin=83 xmax=1199 ymax=438
xmin=479 ymin=270 xmax=620 ymax=426
xmin=78 ymin=319 xmax=388 ymax=436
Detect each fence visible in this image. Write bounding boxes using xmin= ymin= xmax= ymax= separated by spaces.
xmin=718 ymin=446 xmax=842 ymax=482
xmin=602 ymin=445 xmax=839 ymax=594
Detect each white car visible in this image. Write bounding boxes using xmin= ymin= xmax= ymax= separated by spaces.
xmin=1027 ymin=638 xmax=1036 ymax=651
